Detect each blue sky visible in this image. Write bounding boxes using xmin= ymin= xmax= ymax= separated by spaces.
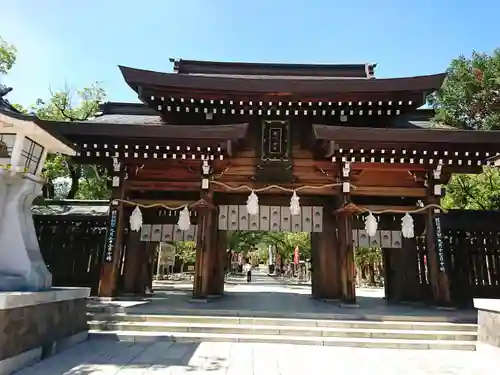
xmin=1 ymin=0 xmax=498 ymax=106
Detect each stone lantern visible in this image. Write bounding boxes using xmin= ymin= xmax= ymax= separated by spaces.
xmin=0 ymin=92 xmax=75 ymax=291
xmin=0 ymin=90 xmax=90 ymax=375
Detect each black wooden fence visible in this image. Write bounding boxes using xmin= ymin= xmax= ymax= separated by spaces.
xmin=440 ymin=210 xmax=500 ymax=306
xmin=33 ymin=200 xmax=109 ymax=295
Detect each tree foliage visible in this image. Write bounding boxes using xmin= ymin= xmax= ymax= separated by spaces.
xmin=226 ymin=230 xmax=311 ymax=262
xmin=0 ymin=37 xmax=16 ymax=76
xmin=30 ymin=84 xmax=110 ymax=199
xmin=173 ymin=241 xmax=196 ymax=264
xmin=430 ymin=50 xmax=500 ymax=210
xmin=442 ymin=167 xmax=500 ymax=210
xmin=429 ymin=49 xmax=500 ymax=130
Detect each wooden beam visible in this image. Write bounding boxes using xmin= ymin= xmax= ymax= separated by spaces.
xmin=350 ymin=162 xmax=427 ymax=172
xmin=353 ymin=186 xmax=426 ymax=197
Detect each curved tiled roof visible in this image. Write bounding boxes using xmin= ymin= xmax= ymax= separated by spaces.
xmin=119 ymin=65 xmax=446 ymax=96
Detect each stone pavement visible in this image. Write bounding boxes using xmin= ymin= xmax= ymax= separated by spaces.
xmin=91 ymin=267 xmax=476 ymax=323
xmin=14 ymin=340 xmax=484 ymax=375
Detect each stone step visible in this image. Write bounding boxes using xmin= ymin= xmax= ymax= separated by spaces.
xmin=88 ymin=330 xmax=477 ymax=351
xmin=87 ymin=313 xmax=478 ymax=332
xmin=88 ymin=320 xmax=477 ymax=341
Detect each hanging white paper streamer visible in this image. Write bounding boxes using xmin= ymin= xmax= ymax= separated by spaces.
xmin=290 ymin=191 xmax=301 ymax=216
xmin=364 ymin=212 xmax=378 ymax=237
xmin=129 ymin=206 xmax=143 ymax=232
xmin=246 ymin=191 xmax=259 ymax=215
xmin=401 ymin=213 xmax=415 ymax=238
xmin=177 ymin=206 xmax=191 ymax=231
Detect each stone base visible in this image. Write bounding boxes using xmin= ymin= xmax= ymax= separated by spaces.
xmin=0 ymin=332 xmax=88 ymax=375
xmin=0 ymin=287 xmax=90 ymax=375
xmin=474 ymin=298 xmax=500 ymax=373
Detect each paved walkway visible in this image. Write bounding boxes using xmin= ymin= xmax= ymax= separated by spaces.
xmin=89 ymin=267 xmax=476 ymax=322
xmin=16 ymin=269 xmax=485 ymax=374
xmin=15 ymin=340 xmax=483 ymax=375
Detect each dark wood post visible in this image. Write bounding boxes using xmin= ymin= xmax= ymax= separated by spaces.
xmin=311 ymin=205 xmax=341 ymax=300
xmin=122 ymin=229 xmax=143 ymax=294
xmin=192 ymin=159 xmax=218 ymax=299
xmin=338 ymin=162 xmax=356 ymax=304
xmin=425 ymin=173 xmax=452 ymax=306
xmin=209 ymin=229 xmax=227 ymax=296
xmin=98 ymin=160 xmax=127 ymax=297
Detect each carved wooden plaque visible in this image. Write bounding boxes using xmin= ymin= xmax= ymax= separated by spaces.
xmin=261 ymin=120 xmax=290 ymax=161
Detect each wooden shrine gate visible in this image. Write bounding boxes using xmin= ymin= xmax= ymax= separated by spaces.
xmin=31 ymin=58 xmax=500 ymax=305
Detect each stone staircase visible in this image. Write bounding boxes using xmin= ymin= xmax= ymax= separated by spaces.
xmin=87 ymin=307 xmax=478 ymax=350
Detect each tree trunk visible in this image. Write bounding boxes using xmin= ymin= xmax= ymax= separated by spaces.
xmin=42 ymin=180 xmax=55 ymax=198
xmin=66 ymin=163 xmax=81 ymax=199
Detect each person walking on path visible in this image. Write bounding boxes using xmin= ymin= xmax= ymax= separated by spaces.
xmin=243 ymin=259 xmax=252 ymax=283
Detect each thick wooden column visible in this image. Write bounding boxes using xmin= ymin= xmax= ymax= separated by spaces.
xmin=311 ymin=207 xmax=341 ymax=300
xmin=193 ymin=203 xmax=217 ymax=299
xmin=98 ymin=161 xmax=126 ymax=297
xmin=338 ymin=163 xmax=356 ymax=304
xmin=425 ymin=176 xmax=452 ymax=306
xmin=208 ymin=229 xmax=227 ymax=296
xmin=193 ymin=159 xmax=218 ymax=299
xmin=122 ymin=229 xmax=143 ymax=294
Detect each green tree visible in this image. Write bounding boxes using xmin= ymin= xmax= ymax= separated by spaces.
xmin=429 ymin=49 xmax=500 ymax=130
xmin=442 ymin=167 xmax=500 ymax=210
xmin=261 ymin=232 xmax=311 ymax=262
xmin=173 ymin=241 xmax=196 ymax=272
xmin=0 ymin=37 xmax=16 ymax=76
xmin=29 ymin=84 xmax=110 ymax=199
xmin=354 ymin=246 xmax=383 ymax=286
xmin=430 ymin=50 xmax=500 ymax=210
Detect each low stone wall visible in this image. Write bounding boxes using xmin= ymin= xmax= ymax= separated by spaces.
xmin=0 ymin=287 xmax=90 ymax=375
xmin=474 ymin=299 xmax=500 ymax=370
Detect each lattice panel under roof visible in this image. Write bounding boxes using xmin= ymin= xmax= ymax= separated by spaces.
xmin=74 ymin=141 xmax=226 ymax=161
xmin=332 ymin=147 xmax=498 ymax=168
xmin=149 ymin=95 xmax=419 ymax=118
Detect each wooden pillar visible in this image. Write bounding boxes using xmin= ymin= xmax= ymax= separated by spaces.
xmin=193 ymin=203 xmax=217 ymax=299
xmin=192 ymin=159 xmax=218 ymax=299
xmin=338 ymin=162 xmax=356 ymax=304
xmin=122 ymin=229 xmax=143 ymax=294
xmin=311 ymin=207 xmax=341 ymax=300
xmin=208 ymin=229 xmax=227 ymax=296
xmin=425 ymin=173 xmax=452 ymax=306
xmin=138 ymin=242 xmax=156 ymax=294
xmin=98 ymin=161 xmax=126 ymax=297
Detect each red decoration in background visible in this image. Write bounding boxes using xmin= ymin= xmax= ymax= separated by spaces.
xmin=293 ymin=246 xmax=300 ymax=265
